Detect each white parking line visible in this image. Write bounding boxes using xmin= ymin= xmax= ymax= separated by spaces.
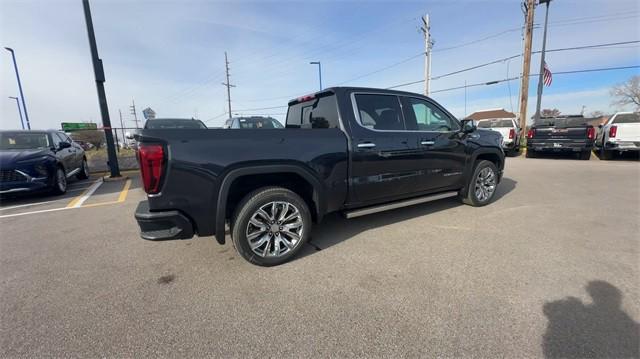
xmin=66 ymin=180 xmax=102 ymax=208
xmin=0 ymin=199 xmax=64 ymax=211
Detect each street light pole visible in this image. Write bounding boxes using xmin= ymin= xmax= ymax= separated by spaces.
xmin=8 ymin=96 xmax=25 ymax=129
xmin=82 ymin=0 xmax=120 ymax=177
xmin=4 ymin=47 xmax=31 ymax=130
xmin=310 ymin=61 xmax=322 ymax=91
xmin=534 ymin=0 xmax=551 ymax=122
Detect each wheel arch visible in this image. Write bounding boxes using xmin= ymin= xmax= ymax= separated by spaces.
xmin=215 ymin=165 xmax=325 ymax=244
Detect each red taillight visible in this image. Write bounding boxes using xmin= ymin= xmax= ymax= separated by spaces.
xmin=138 ymin=144 xmax=165 ymax=194
xmin=587 ymin=127 xmax=595 ymax=140
xmin=527 ymin=128 xmax=535 ymax=139
xmin=296 ymin=94 xmax=315 ymax=103
xmin=509 ymin=128 xmax=515 ymax=139
xmin=609 ymin=125 xmax=617 ymax=138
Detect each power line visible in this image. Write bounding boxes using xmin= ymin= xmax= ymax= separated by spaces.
xmin=233 ymin=105 xmax=288 ymax=111
xmin=430 ymin=40 xmax=640 ymax=81
xmin=334 ymin=52 xmax=424 ymax=86
xmin=205 ymin=112 xmax=228 ymax=122
xmin=429 ymin=65 xmax=640 ymax=94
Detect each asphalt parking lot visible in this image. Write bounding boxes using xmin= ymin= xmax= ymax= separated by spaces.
xmin=1 ymin=157 xmax=638 ymax=357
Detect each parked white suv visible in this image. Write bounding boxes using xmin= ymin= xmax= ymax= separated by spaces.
xmin=477 ymin=118 xmax=521 ymax=156
xmin=594 ymin=112 xmax=640 ymax=160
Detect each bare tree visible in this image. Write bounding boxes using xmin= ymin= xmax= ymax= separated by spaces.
xmin=541 ymin=108 xmax=561 ymax=117
xmin=610 ymin=76 xmax=640 ymax=111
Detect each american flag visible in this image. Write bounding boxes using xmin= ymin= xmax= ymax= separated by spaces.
xmin=543 ymin=61 xmax=553 ymax=87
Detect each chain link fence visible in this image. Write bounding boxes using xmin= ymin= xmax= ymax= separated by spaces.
xmin=66 ymin=127 xmax=140 ymax=173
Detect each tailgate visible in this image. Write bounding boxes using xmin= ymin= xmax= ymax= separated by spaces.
xmin=534 ymin=126 xmax=590 ymax=140
xmin=614 ymin=123 xmax=640 ymax=141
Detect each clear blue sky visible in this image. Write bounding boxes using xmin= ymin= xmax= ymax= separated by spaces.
xmin=1 ymin=0 xmax=639 ymax=130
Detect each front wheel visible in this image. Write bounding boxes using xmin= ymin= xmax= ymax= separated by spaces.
xmin=52 ymin=167 xmax=67 ymax=195
xmin=460 ymin=160 xmax=499 ymax=207
xmin=231 ymin=187 xmax=311 ymax=266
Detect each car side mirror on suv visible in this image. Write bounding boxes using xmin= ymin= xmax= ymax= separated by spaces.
xmin=58 ymin=141 xmax=72 ymax=150
xmin=460 ymin=119 xmax=477 ymax=133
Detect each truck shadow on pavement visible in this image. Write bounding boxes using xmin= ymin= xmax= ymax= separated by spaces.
xmin=542 ymin=280 xmax=640 ymax=359
xmin=299 ymin=177 xmax=517 ymax=258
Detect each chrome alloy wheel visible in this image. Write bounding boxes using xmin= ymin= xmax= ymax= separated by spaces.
xmin=474 ymin=167 xmax=496 ymax=202
xmin=245 ymin=201 xmax=304 ymax=258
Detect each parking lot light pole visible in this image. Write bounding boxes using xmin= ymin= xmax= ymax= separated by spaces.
xmin=8 ymin=96 xmax=25 ymax=129
xmin=82 ymin=0 xmax=120 ymax=178
xmin=4 ymin=47 xmax=31 ymax=130
xmin=310 ymin=61 xmax=322 ymax=91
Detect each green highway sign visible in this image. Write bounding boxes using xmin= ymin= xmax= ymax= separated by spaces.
xmin=61 ymin=122 xmax=98 ymax=132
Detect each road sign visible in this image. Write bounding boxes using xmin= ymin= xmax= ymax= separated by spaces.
xmin=142 ymin=107 xmax=156 ymax=120
xmin=61 ymin=122 xmax=98 ymax=132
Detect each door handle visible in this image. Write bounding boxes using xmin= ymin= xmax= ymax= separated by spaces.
xmin=421 ymin=141 xmax=435 ymax=146
xmin=357 ymin=142 xmax=376 ymax=148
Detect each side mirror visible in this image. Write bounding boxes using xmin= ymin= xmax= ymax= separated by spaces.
xmin=58 ymin=141 xmax=71 ymax=149
xmin=460 ymin=119 xmax=477 ymax=133
xmin=125 ymin=132 xmax=134 ymax=140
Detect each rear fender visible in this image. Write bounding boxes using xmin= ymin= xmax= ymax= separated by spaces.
xmin=215 ymin=165 xmax=325 ymax=244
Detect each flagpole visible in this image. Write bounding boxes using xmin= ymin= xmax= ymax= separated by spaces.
xmin=534 ymin=0 xmax=551 ymax=122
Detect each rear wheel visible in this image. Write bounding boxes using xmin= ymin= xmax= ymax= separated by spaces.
xmin=579 ymin=150 xmax=591 ymax=160
xmin=52 ymin=167 xmax=67 ymax=195
xmin=231 ymin=187 xmax=311 ymax=266
xmin=600 ymin=147 xmax=613 ymax=160
xmin=460 ymin=160 xmax=499 ymax=207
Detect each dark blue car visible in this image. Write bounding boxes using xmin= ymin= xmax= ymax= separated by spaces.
xmin=0 ymin=130 xmax=89 ymax=196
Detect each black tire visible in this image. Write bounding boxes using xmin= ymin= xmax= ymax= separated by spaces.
xmin=600 ymin=147 xmax=613 ymax=160
xmin=76 ymin=158 xmax=89 ymax=180
xmin=579 ymin=150 xmax=591 ymax=160
xmin=231 ymin=186 xmax=312 ymax=266
xmin=526 ymin=149 xmax=537 ymax=158
xmin=460 ymin=160 xmax=499 ymax=207
xmin=507 ymin=148 xmax=519 ymax=157
xmin=52 ymin=167 xmax=67 ymax=195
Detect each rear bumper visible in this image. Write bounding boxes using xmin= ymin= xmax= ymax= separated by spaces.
xmin=527 ymin=140 xmax=593 ymax=152
xmin=134 ymin=200 xmax=194 ymax=240
xmin=605 ymin=141 xmax=640 ymax=152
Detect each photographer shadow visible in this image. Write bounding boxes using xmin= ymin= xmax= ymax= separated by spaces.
xmin=542 ymin=280 xmax=639 ymax=358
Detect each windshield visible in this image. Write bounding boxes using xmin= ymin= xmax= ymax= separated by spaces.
xmin=0 ymin=132 xmax=50 ymax=150
xmin=612 ymin=113 xmax=639 ymax=124
xmin=535 ymin=117 xmax=588 ymax=127
xmin=477 ymin=119 xmax=514 ymax=128
xmin=145 ymin=119 xmax=207 ymax=129
xmin=238 ymin=118 xmax=283 ymax=129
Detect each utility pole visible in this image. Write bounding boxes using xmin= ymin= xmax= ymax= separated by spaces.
xmin=119 ymin=109 xmax=125 ymax=147
xmin=421 ymin=14 xmax=433 ymax=96
xmin=534 ymin=0 xmax=551 ymax=123
xmin=130 ymin=99 xmax=139 ymax=128
xmin=8 ymin=96 xmax=25 ymax=129
xmin=518 ymin=0 xmax=536 ymax=146
xmin=82 ymin=0 xmax=120 ymax=177
xmin=222 ymin=52 xmax=235 ymax=119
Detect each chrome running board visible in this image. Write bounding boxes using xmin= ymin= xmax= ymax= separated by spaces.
xmin=344 ymin=191 xmax=458 ymax=219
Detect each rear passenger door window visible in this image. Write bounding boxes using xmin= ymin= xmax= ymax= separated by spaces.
xmin=353 ymin=94 xmax=405 ymax=131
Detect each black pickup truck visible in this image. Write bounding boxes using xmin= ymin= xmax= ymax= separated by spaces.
xmin=526 ymin=115 xmax=596 ymax=160
xmin=134 ymin=87 xmax=505 ymax=266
